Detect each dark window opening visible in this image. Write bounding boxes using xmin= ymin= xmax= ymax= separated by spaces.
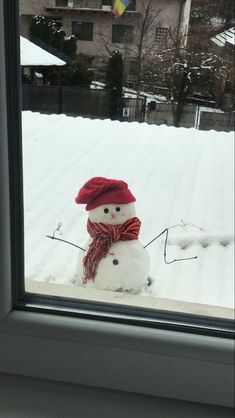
xmin=72 ymin=21 xmax=93 ymax=41
xmin=102 ymin=0 xmax=113 ymax=6
xmin=112 ymin=25 xmax=134 ymax=44
xmin=126 ymin=0 xmax=136 ymax=11
xmin=56 ymin=0 xmax=68 ymax=7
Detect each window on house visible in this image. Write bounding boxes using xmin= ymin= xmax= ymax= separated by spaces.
xmin=155 ymin=27 xmax=168 ymax=45
xmin=55 ymin=0 xmax=68 ymax=6
xmin=102 ymin=0 xmax=113 ymax=6
xmin=126 ymin=0 xmax=136 ymax=11
xmin=112 ymin=24 xmax=134 ymax=44
xmin=72 ymin=21 xmax=93 ymax=41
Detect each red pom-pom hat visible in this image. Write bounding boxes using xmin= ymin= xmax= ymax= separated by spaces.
xmin=75 ymin=177 xmax=136 ymax=211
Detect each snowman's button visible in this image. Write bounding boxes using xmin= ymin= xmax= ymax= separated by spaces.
xmin=113 ymin=259 xmax=119 ymax=265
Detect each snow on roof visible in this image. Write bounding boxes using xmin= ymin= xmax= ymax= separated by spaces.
xmin=22 ymin=111 xmax=234 ymax=309
xmin=91 ymin=81 xmax=167 ymax=103
xmin=20 ymin=36 xmax=66 ymax=66
xmin=211 ymin=26 xmax=235 ymax=47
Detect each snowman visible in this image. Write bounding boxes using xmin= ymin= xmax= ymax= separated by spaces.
xmin=75 ymin=177 xmax=150 ymax=293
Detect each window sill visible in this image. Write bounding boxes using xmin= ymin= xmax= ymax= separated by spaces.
xmin=25 ymin=279 xmax=234 ymax=320
xmin=0 ymin=301 xmax=234 ymax=408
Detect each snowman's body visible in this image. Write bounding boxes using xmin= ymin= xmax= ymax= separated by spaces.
xmin=76 ymin=202 xmax=150 ymax=293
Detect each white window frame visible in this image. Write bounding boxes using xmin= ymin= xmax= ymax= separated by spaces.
xmin=0 ymin=0 xmax=234 ymax=409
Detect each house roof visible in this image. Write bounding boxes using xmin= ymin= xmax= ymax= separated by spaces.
xmin=211 ymin=26 xmax=235 ymax=47
xmin=20 ymin=36 xmax=66 ymax=66
xmin=22 ymin=111 xmax=234 ymax=309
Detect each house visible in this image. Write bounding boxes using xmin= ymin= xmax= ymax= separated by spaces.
xmin=21 ymin=35 xmax=66 ymax=89
xmin=20 ymin=0 xmax=192 ymax=80
xmin=211 ymin=26 xmax=235 ymax=50
xmin=188 ymin=0 xmax=234 ymax=48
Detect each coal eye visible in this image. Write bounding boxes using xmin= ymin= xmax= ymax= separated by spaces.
xmin=104 ymin=208 xmax=109 ymax=214
xmin=116 ymin=207 xmax=121 ymax=212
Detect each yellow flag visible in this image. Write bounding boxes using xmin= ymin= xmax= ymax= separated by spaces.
xmin=113 ymin=0 xmax=131 ymax=17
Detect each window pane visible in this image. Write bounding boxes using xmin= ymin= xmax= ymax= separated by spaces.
xmin=112 ymin=25 xmax=134 ymax=44
xmin=72 ymin=21 xmax=93 ymax=41
xmin=102 ymin=0 xmax=113 ymax=6
xmin=56 ymin=0 xmax=68 ymax=7
xmin=17 ymin=0 xmax=234 ymax=332
xmin=126 ymin=0 xmax=136 ymax=11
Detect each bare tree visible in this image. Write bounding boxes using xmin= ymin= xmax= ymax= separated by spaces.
xmin=143 ymin=29 xmax=234 ymax=126
xmin=99 ymin=0 xmax=161 ymax=93
xmin=132 ymin=0 xmax=161 ymax=95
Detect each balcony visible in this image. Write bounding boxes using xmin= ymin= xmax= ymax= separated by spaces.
xmin=45 ymin=0 xmax=139 ymax=15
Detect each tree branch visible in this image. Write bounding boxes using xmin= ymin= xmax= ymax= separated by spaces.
xmin=46 ymin=235 xmax=85 ymax=251
xmin=144 ymin=220 xmax=200 ymax=264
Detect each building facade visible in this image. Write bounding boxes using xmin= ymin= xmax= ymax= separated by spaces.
xmin=20 ymin=0 xmax=192 ymax=81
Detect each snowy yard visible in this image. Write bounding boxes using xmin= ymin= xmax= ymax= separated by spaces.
xmin=22 ymin=111 xmax=234 ymax=309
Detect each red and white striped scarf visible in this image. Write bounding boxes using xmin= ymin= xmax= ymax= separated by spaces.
xmin=82 ymin=217 xmax=141 ymax=283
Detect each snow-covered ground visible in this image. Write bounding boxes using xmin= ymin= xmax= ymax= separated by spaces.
xmin=22 ymin=111 xmax=234 ymax=308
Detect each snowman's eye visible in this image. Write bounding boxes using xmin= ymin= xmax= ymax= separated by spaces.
xmin=116 ymin=207 xmax=121 ymax=212
xmin=104 ymin=208 xmax=109 ymax=214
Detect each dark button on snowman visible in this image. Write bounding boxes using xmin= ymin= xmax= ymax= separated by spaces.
xmin=75 ymin=177 xmax=150 ymax=293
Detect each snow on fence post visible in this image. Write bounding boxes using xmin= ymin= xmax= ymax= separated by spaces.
xmin=194 ymin=106 xmax=200 ymax=130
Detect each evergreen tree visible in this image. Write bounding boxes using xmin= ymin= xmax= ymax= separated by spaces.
xmin=105 ymin=51 xmax=123 ymax=94
xmin=30 ymin=16 xmax=93 ymax=87
xmin=62 ymin=55 xmax=94 ymax=86
xmin=30 ymin=15 xmax=77 ymax=60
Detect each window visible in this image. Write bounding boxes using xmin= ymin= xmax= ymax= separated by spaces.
xmin=112 ymin=24 xmax=134 ymax=44
xmin=72 ymin=21 xmax=93 ymax=41
xmin=17 ymin=0 xmax=234 ymax=331
xmin=56 ymin=0 xmax=68 ymax=6
xmin=126 ymin=0 xmax=136 ymax=11
xmin=0 ymin=1 xmax=234 ymax=412
xmin=155 ymin=27 xmax=168 ymax=45
xmin=102 ymin=0 xmax=112 ymax=6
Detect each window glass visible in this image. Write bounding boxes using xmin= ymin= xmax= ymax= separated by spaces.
xmin=102 ymin=0 xmax=113 ymax=6
xmin=19 ymin=0 xmax=234 ymax=331
xmin=72 ymin=21 xmax=93 ymax=41
xmin=126 ymin=0 xmax=136 ymax=11
xmin=112 ymin=25 xmax=134 ymax=44
xmin=56 ymin=0 xmax=68 ymax=7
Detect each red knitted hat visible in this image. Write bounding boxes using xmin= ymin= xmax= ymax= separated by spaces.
xmin=75 ymin=177 xmax=136 ymax=211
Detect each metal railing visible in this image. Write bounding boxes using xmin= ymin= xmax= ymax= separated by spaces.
xmin=22 ymin=84 xmax=234 ymax=131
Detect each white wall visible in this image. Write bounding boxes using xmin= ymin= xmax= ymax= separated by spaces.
xmin=0 ymin=373 xmax=234 ymax=418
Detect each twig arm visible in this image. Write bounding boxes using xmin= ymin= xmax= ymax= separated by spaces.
xmin=163 ymin=228 xmax=197 ymax=264
xmin=46 ymin=235 xmax=85 ymax=252
xmin=144 ymin=229 xmax=167 ymax=248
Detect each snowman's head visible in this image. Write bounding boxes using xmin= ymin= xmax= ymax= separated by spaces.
xmin=75 ymin=177 xmax=137 ymax=224
xmin=88 ymin=202 xmax=136 ymax=225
